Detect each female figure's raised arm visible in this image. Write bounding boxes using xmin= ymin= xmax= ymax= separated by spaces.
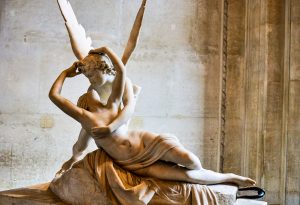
xmin=108 ymin=78 xmax=136 ymax=131
xmin=89 ymin=0 xmax=148 ymax=135
xmin=90 ymin=47 xmax=126 ymax=107
xmin=91 ymin=78 xmax=138 ymax=136
xmin=49 ymin=64 xmax=84 ymax=122
xmin=98 ymin=0 xmax=147 ymax=134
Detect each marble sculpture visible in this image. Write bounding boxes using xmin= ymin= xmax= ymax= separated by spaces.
xmin=49 ymin=1 xmax=256 ymax=204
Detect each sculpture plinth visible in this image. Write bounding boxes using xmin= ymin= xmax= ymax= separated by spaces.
xmin=0 ymin=183 xmax=240 ymax=205
xmin=0 ymin=185 xmax=268 ymax=205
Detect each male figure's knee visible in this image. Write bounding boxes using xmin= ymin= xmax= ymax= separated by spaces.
xmin=160 ymin=133 xmax=179 ymax=142
xmin=182 ymin=152 xmax=202 ymax=170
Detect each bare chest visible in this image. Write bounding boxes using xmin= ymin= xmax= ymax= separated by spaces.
xmin=94 ymin=108 xmax=117 ymax=126
xmin=82 ymin=107 xmax=118 ymax=130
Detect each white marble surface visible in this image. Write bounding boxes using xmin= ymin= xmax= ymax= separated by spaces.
xmin=235 ymin=199 xmax=267 ymax=205
xmin=0 ymin=183 xmax=241 ymax=205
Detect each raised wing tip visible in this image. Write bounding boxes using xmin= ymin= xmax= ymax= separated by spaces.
xmin=58 ymin=0 xmax=94 ymax=59
xmin=57 ymin=0 xmax=78 ymax=23
xmin=57 ymin=0 xmax=67 ymax=22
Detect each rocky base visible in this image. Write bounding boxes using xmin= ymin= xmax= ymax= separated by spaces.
xmin=0 ymin=183 xmax=267 ymax=205
xmin=0 ymin=183 xmax=65 ymax=205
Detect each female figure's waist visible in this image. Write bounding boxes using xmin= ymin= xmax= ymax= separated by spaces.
xmin=94 ymin=130 xmax=144 ymax=161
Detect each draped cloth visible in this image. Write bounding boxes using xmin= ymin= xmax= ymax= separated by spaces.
xmin=50 ymin=136 xmax=219 ymax=205
xmin=115 ymin=134 xmax=183 ymax=171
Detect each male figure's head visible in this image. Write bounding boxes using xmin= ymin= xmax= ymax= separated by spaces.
xmin=77 ymin=90 xmax=101 ymax=112
xmin=77 ymin=53 xmax=115 ymax=88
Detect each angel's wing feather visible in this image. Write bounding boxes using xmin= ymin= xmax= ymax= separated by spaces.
xmin=121 ymin=0 xmax=147 ymax=65
xmin=57 ymin=0 xmax=93 ymax=60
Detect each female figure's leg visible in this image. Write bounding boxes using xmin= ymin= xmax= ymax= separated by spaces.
xmin=134 ymin=161 xmax=256 ymax=187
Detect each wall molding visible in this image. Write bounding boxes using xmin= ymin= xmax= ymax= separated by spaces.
xmin=218 ymin=0 xmax=229 ymax=172
xmin=281 ymin=0 xmax=291 ymax=204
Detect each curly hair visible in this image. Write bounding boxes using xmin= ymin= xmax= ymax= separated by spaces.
xmin=90 ymin=52 xmax=116 ymax=76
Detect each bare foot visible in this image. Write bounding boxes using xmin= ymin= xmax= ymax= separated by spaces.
xmin=229 ymin=174 xmax=256 ymax=187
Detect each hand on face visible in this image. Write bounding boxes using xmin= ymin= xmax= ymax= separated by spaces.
xmin=64 ymin=62 xmax=82 ymax=78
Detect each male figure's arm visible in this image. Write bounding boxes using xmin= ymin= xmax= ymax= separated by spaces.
xmin=56 ymin=128 xmax=91 ymax=176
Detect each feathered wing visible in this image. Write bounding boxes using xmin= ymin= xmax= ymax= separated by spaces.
xmin=121 ymin=0 xmax=147 ymax=65
xmin=57 ymin=0 xmax=93 ymax=60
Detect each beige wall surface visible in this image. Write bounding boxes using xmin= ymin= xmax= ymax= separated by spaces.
xmin=223 ymin=0 xmax=300 ymax=204
xmin=0 ymin=0 xmax=222 ymax=190
xmin=2 ymin=1 xmax=298 ymax=205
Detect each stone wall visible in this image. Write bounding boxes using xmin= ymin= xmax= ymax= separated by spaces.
xmin=1 ymin=1 xmax=298 ymax=205
xmin=222 ymin=0 xmax=300 ymax=204
xmin=0 ymin=0 xmax=222 ymax=190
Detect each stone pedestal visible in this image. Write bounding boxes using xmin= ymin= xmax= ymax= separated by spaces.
xmin=0 ymin=183 xmax=66 ymax=205
xmin=209 ymin=184 xmax=238 ymax=205
xmin=0 ymin=183 xmax=266 ymax=205
xmin=234 ymin=199 xmax=267 ymax=205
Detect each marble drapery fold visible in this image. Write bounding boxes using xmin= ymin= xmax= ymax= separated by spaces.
xmin=51 ymin=148 xmax=218 ymax=205
xmin=115 ymin=134 xmax=182 ymax=171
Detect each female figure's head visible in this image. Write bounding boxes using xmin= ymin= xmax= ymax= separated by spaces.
xmin=77 ymin=52 xmax=115 ymax=88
